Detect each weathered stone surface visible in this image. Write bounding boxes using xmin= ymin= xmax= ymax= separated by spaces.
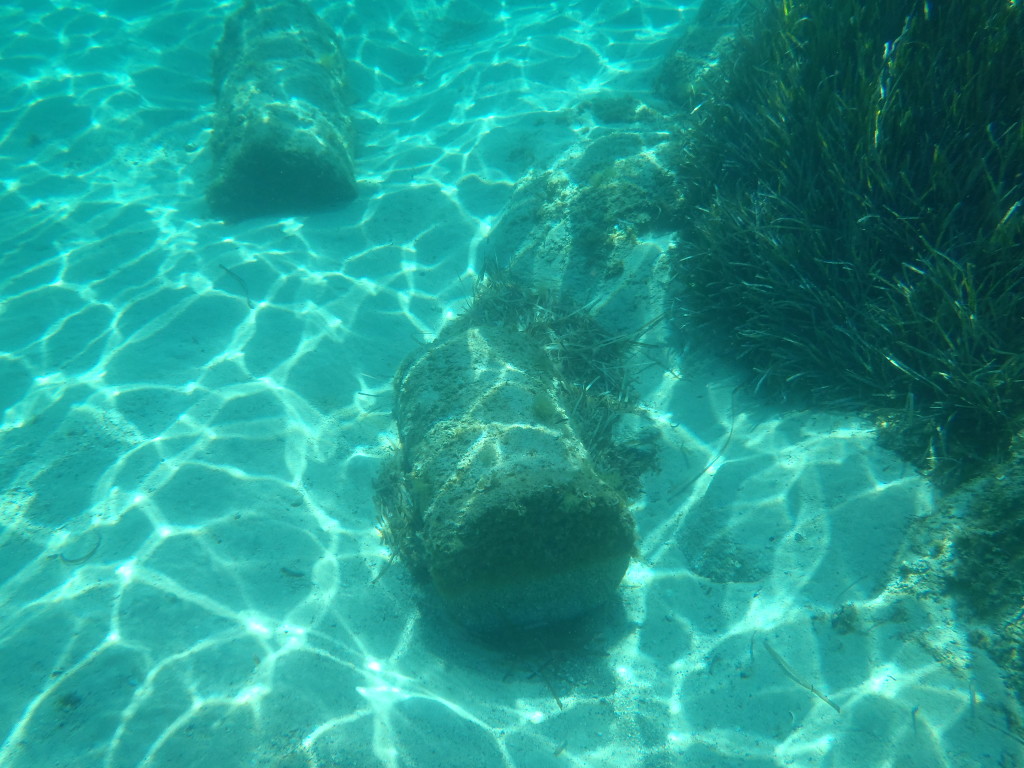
xmin=385 ymin=324 xmax=635 ymax=634
xmin=207 ymin=0 xmax=357 ymax=221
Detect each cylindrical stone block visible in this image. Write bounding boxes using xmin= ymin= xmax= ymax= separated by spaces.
xmin=207 ymin=0 xmax=357 ymax=221
xmin=386 ymin=324 xmax=636 ymax=634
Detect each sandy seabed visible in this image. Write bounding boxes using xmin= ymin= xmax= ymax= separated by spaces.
xmin=0 ymin=1 xmax=1020 ymax=766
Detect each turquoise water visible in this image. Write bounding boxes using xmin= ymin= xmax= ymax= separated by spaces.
xmin=0 ymin=1 xmax=1020 ymax=766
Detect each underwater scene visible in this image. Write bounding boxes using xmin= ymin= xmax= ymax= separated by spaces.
xmin=2 ymin=0 xmax=1023 ymax=766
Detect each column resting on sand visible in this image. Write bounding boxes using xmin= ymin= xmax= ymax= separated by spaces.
xmin=377 ymin=118 xmax=678 ymax=635
xmin=207 ymin=0 xmax=357 ymax=221
xmin=378 ymin=323 xmax=637 ymax=635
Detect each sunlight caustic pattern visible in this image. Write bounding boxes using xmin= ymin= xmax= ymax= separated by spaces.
xmin=1 ymin=0 xmax=1022 ymax=767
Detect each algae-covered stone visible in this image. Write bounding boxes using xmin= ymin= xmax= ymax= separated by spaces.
xmin=382 ymin=324 xmax=635 ymax=634
xmin=207 ymin=0 xmax=357 ymax=221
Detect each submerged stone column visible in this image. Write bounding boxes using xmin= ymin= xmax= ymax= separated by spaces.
xmin=376 ymin=95 xmax=675 ymax=635
xmin=207 ymin=0 xmax=357 ymax=221
xmin=378 ymin=324 xmax=636 ymax=635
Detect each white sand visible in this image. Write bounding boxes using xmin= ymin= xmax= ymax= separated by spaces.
xmin=0 ymin=1 xmax=1020 ymax=766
